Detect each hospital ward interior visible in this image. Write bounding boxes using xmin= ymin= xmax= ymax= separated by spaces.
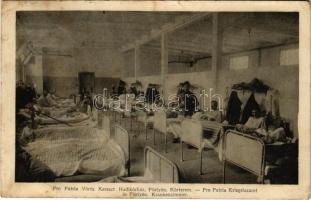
xmin=15 ymin=12 xmax=299 ymax=184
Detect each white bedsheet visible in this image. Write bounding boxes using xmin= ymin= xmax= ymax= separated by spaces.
xmin=167 ymin=118 xmax=227 ymax=160
xmin=23 ymin=127 xmax=126 ymax=177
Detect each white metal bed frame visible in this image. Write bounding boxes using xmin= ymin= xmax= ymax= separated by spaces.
xmin=153 ymin=110 xmax=170 ymax=153
xmin=180 ymin=118 xmax=205 ymax=175
xmin=143 ymin=146 xmax=179 ymax=183
xmin=114 ymin=124 xmax=131 ymax=176
xmin=223 ymin=129 xmax=266 ymax=183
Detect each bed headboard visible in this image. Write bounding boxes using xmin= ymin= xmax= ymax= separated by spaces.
xmin=153 ymin=110 xmax=167 ymax=133
xmin=114 ymin=125 xmax=130 ymax=175
xmin=224 ymin=130 xmax=265 ymax=178
xmin=144 ymin=146 xmax=179 ymax=183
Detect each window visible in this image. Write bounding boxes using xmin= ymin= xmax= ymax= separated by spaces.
xmin=280 ymin=48 xmax=298 ymax=66
xmin=229 ymin=56 xmax=249 ymax=70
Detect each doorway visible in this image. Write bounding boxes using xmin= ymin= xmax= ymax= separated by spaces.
xmin=78 ymin=72 xmax=95 ymax=94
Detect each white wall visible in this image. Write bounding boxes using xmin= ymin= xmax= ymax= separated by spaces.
xmin=122 ymin=43 xmax=299 ymax=136
xmin=73 ymin=47 xmax=122 ymax=78
xmin=41 ymin=47 xmax=124 ymax=97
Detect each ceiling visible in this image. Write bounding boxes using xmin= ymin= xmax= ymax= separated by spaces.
xmin=17 ymin=11 xmax=298 ymax=58
xmin=144 ymin=12 xmax=298 ymax=60
xmin=16 ymin=11 xmax=194 ymax=50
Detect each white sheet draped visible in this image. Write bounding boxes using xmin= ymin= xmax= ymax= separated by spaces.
xmin=23 ymin=127 xmax=125 ymax=177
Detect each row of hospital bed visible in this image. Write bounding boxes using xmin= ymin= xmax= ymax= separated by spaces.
xmin=17 ymin=95 xmax=297 ymax=184
xmin=107 ymin=108 xmax=295 ymax=184
xmin=16 ymin=96 xmax=180 ymax=183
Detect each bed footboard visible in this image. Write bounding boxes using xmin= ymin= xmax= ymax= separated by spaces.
xmin=101 ymin=115 xmax=111 ymax=138
xmin=180 ymin=119 xmax=205 ymax=175
xmin=144 ymin=146 xmax=179 ymax=183
xmin=153 ymin=110 xmax=168 ymax=152
xmin=114 ymin=125 xmax=130 ymax=176
xmin=223 ymin=130 xmax=265 ymax=183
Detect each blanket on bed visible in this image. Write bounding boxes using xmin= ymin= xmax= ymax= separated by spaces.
xmin=36 ymin=117 xmax=97 ymax=130
xmin=41 ymin=107 xmax=75 ymax=117
xmin=37 ymin=112 xmax=90 ymax=125
xmin=23 ymin=127 xmax=126 ymax=177
xmin=167 ymin=119 xmax=230 ymax=161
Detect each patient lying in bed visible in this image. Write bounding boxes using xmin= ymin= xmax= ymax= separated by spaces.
xmin=18 ymin=101 xmax=96 ymax=128
xmin=192 ymin=100 xmax=223 ymax=123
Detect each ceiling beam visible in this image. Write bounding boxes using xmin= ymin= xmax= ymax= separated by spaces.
xmin=120 ymin=13 xmax=210 ymax=52
xmin=144 ymin=36 xmax=248 ymax=55
xmin=222 ymin=13 xmax=298 ymax=38
xmin=145 ymin=40 xmax=211 ymax=53
xmin=169 ymin=42 xmax=210 ymax=53
xmin=141 ymin=45 xmax=208 ymax=58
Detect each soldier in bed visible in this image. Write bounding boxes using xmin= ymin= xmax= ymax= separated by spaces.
xmin=234 ymin=108 xmax=289 ymax=143
xmin=192 ymin=100 xmax=223 ymax=123
xmin=48 ymin=88 xmax=61 ymax=101
xmin=236 ymin=108 xmax=266 ymax=133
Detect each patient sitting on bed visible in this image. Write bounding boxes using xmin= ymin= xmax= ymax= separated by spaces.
xmin=204 ymin=100 xmax=222 ymax=122
xmin=192 ymin=100 xmax=223 ymax=123
xmin=236 ymin=109 xmax=266 ymax=132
